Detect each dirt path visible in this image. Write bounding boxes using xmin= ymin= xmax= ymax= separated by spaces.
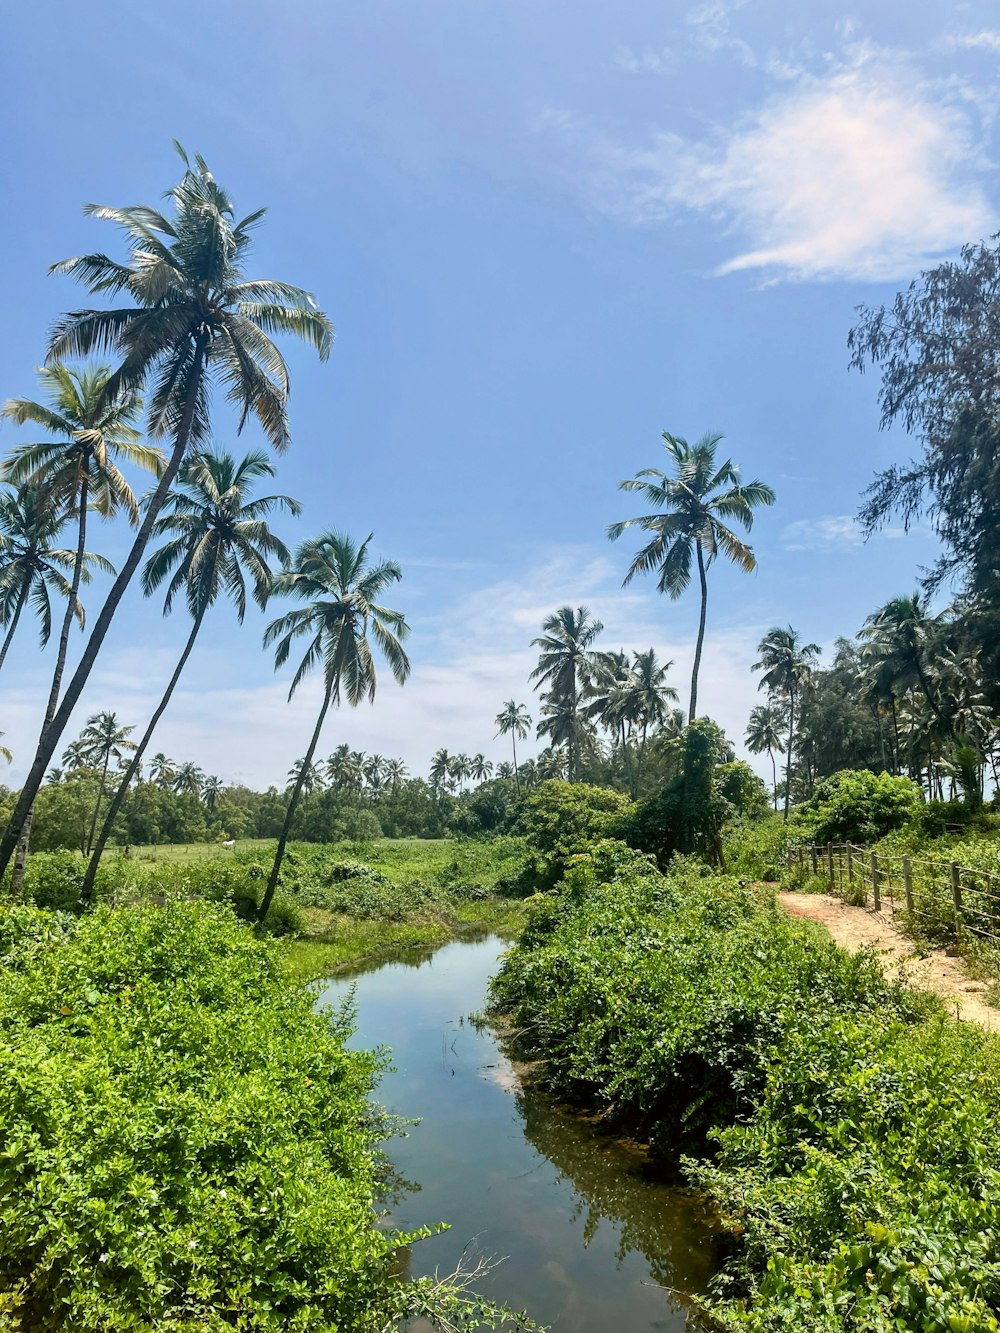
xmin=778 ymin=890 xmax=999 ymax=1032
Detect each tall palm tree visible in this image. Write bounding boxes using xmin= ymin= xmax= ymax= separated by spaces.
xmin=384 ymin=758 xmax=408 ymax=792
xmin=75 ymin=712 xmax=137 ymax=855
xmin=429 ymin=748 xmax=452 ymax=797
xmin=609 ymin=431 xmax=775 ymax=722
xmin=82 ymin=449 xmax=298 ymax=897
xmin=0 ymin=146 xmax=332 ymax=878
xmin=470 ymin=754 xmax=492 ymax=783
xmin=0 ymin=486 xmax=111 ymax=675
xmin=752 ymin=627 xmax=820 ymax=819
xmin=530 ymin=606 xmax=603 ymax=781
xmin=631 ymin=648 xmax=679 ymax=792
xmin=3 ymin=365 xmax=160 ymax=893
xmin=201 ymin=775 xmax=224 ymax=811
xmin=858 ymin=594 xmax=952 ymax=740
xmin=286 ymin=759 xmax=323 ymax=795
xmin=259 ymin=531 xmax=410 ymax=923
xmin=149 ymin=753 xmax=175 ymax=788
xmin=172 ymin=761 xmax=205 ymax=796
xmin=494 ymin=701 xmax=532 ymax=794
xmin=745 ymin=704 xmax=785 ymax=811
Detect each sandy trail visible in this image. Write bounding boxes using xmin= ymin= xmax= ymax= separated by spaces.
xmin=778 ymin=890 xmax=999 ymax=1032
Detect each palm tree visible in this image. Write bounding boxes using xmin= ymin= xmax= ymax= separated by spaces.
xmin=494 ymin=701 xmax=532 ymax=794
xmin=259 ymin=531 xmax=410 ymax=923
xmin=172 ymin=761 xmax=205 ymax=797
xmin=3 ymin=365 xmax=153 ymax=895
xmin=286 ymin=759 xmax=323 ymax=795
xmin=0 ymin=486 xmax=111 ymax=675
xmin=631 ymin=648 xmax=678 ymax=793
xmin=385 ymin=758 xmax=407 ymax=792
xmin=75 ymin=712 xmax=137 ymax=854
xmin=150 ymin=753 xmax=175 ymax=788
xmin=530 ymin=606 xmax=603 ymax=781
xmin=202 ymin=775 xmax=224 ymax=811
xmin=451 ymin=753 xmax=472 ymax=793
xmin=0 ymin=735 xmax=11 ymax=765
xmin=430 ymin=748 xmax=452 ymax=797
xmin=858 ymin=594 xmax=951 ymax=740
xmin=0 ymin=147 xmax=332 ymax=879
xmin=470 ymin=754 xmax=492 ymax=784
xmin=495 ymin=761 xmax=515 ymax=780
xmin=82 ymin=449 xmax=297 ymax=896
xmin=752 ymin=627 xmax=820 ymax=819
xmin=363 ymin=753 xmax=386 ymax=794
xmin=609 ymin=431 xmax=775 ymax=723
xmin=745 ymin=704 xmax=785 ymax=811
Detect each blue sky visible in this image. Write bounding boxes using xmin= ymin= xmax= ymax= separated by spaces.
xmin=1 ymin=0 xmax=998 ymax=786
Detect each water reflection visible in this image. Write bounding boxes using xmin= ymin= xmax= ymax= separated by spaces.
xmin=320 ymin=936 xmax=716 ymax=1332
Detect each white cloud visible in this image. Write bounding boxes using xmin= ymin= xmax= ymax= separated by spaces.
xmin=546 ymin=48 xmax=996 ymax=282
xmin=945 ymin=30 xmax=1000 ymax=55
xmin=781 ymin=515 xmax=863 ymax=551
xmin=614 ymin=45 xmax=674 ymax=75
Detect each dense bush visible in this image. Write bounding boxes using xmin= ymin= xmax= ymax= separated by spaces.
xmin=723 ymin=813 xmax=792 ymax=881
xmin=488 ymin=843 xmax=1000 ymax=1330
xmin=0 ymin=902 xmax=406 ymax=1329
xmin=798 ymin=769 xmax=922 ymax=846
xmin=511 ymin=781 xmax=629 ymax=892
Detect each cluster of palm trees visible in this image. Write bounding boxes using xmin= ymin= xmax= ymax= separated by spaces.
xmin=0 ymin=150 xmax=414 ymax=917
xmin=746 ymin=595 xmax=1000 ymax=814
xmin=286 ymin=746 xmax=409 ymax=799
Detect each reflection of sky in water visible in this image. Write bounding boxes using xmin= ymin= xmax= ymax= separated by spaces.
xmin=318 ymin=936 xmax=716 ymax=1332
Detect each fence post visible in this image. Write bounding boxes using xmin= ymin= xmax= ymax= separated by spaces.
xmin=827 ymin=843 xmax=835 ymax=887
xmin=902 ymin=855 xmax=913 ymax=914
xmin=847 ymin=844 xmax=854 ymax=883
xmin=950 ymin=861 xmax=963 ymax=920
xmin=810 ymin=844 xmax=818 ymax=876
xmin=870 ymin=851 xmax=880 ymax=912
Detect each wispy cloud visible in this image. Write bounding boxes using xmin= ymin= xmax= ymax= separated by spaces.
xmin=944 ymin=30 xmax=1000 ymax=55
xmin=782 ymin=515 xmax=863 ymax=552
xmin=548 ymin=46 xmax=996 ymax=282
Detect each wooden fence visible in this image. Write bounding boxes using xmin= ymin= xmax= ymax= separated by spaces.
xmin=791 ymin=842 xmax=1000 ymax=948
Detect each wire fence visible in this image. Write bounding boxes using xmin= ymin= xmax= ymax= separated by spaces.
xmin=789 ymin=842 xmax=1000 ymax=949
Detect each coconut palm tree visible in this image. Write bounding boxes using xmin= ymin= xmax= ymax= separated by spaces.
xmin=202 ymin=775 xmax=224 ymax=811
xmin=470 ymin=754 xmax=492 ymax=784
xmin=0 ymin=146 xmax=333 ymax=879
xmin=150 ymin=753 xmax=175 ymax=788
xmin=494 ymin=701 xmax=532 ymax=794
xmin=385 ymin=758 xmax=408 ymax=792
xmin=0 ymin=735 xmax=11 ymax=765
xmin=530 ymin=606 xmax=603 ymax=781
xmin=0 ymin=486 xmax=111 ymax=675
xmin=858 ymin=594 xmax=952 ymax=739
xmin=745 ymin=704 xmax=786 ymax=811
xmin=75 ymin=712 xmax=137 ymax=854
xmin=82 ymin=449 xmax=298 ymax=897
xmin=259 ymin=531 xmax=410 ymax=923
xmin=172 ymin=761 xmax=205 ymax=797
xmin=286 ymin=758 xmax=323 ymax=795
xmin=609 ymin=431 xmax=775 ymax=723
xmin=430 ymin=748 xmax=452 ymax=797
xmin=752 ymin=627 xmax=820 ymax=819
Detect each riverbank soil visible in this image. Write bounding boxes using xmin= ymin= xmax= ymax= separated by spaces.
xmin=778 ymin=889 xmax=999 ymax=1032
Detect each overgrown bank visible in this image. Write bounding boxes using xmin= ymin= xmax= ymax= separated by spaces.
xmin=0 ymin=901 xmax=535 ymax=1330
xmin=490 ymin=840 xmax=1000 ymax=1331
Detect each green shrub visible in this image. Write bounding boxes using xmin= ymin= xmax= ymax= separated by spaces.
xmin=798 ymin=769 xmax=922 ymax=846
xmin=512 ymin=780 xmax=629 ymax=892
xmin=0 ymin=901 xmax=407 ymax=1329
xmin=19 ymin=851 xmax=88 ymax=911
xmin=724 ymin=813 xmax=791 ymax=881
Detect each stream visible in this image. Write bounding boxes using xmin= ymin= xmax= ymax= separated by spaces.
xmin=318 ymin=934 xmax=717 ymax=1331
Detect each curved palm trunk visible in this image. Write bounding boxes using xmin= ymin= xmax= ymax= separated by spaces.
xmin=82 ymin=602 xmax=208 ymax=903
xmin=0 ymin=570 xmax=32 ymax=676
xmin=689 ymin=544 xmax=709 ymax=723
xmin=258 ymin=682 xmax=334 ymax=926
xmin=12 ymin=475 xmax=91 ymax=897
xmin=783 ymin=687 xmax=796 ymax=822
xmin=85 ymin=752 xmax=112 ymax=857
xmin=0 ymin=343 xmax=208 ymax=879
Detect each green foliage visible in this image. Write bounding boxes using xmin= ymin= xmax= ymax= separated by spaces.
xmin=798 ymin=769 xmax=922 ymax=845
xmin=489 ymin=845 xmax=1000 ymax=1330
xmin=614 ymin=720 xmax=729 ymax=865
xmin=512 ymin=780 xmax=629 ymax=892
xmin=715 ymin=760 xmax=769 ymax=819
xmin=724 ymin=813 xmax=792 ymax=881
xmin=0 ymin=901 xmax=406 ymax=1329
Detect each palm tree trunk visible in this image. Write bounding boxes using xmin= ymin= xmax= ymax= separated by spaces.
xmin=0 ymin=572 xmax=32 ymax=676
xmin=689 ymin=543 xmax=709 ymax=723
xmin=258 ymin=682 xmax=334 ymax=926
xmin=769 ymin=746 xmax=777 ymax=811
xmin=621 ymin=722 xmax=637 ymax=799
xmin=11 ymin=474 xmax=91 ymax=897
xmin=890 ymin=696 xmax=901 ymax=775
xmin=783 ymin=688 xmax=796 ymax=821
xmin=86 ymin=753 xmax=111 ymax=857
xmin=82 ymin=602 xmax=208 ymax=903
xmin=512 ymin=734 xmax=520 ymax=795
xmin=0 ymin=340 xmax=208 ymax=879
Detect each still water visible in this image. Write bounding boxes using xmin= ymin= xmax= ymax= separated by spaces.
xmin=318 ymin=935 xmax=717 ymax=1332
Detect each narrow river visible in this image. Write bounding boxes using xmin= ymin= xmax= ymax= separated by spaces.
xmin=318 ymin=934 xmax=717 ymax=1331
